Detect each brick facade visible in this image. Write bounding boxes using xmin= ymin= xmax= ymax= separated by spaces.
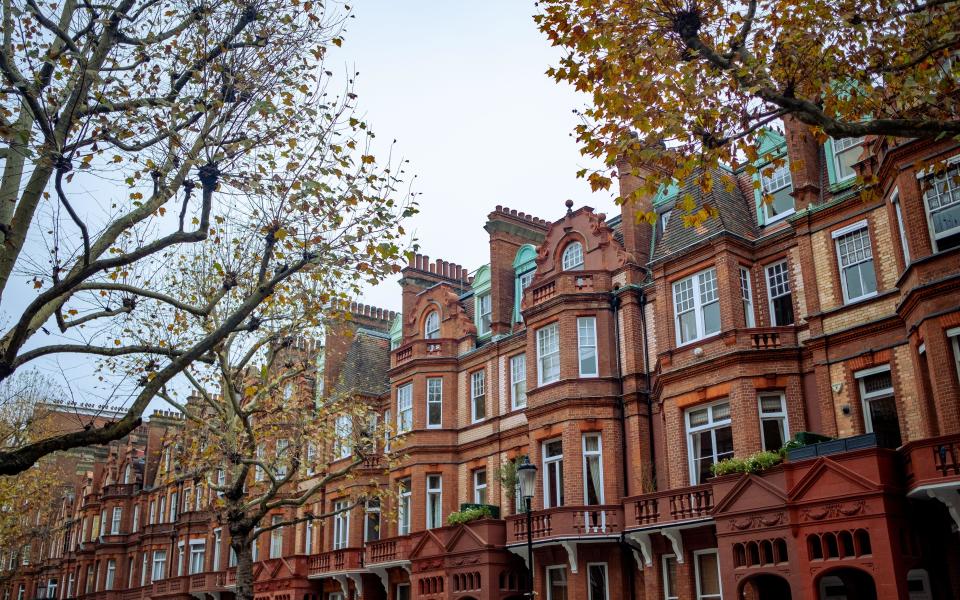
xmin=4 ymin=131 xmax=960 ymax=600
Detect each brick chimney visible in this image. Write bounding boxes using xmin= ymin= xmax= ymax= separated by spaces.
xmin=484 ymin=206 xmax=549 ymax=335
xmin=616 ymin=156 xmax=656 ymax=267
xmin=783 ymin=114 xmax=823 ymax=210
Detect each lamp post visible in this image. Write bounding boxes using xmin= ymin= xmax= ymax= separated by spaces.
xmin=517 ymin=456 xmax=538 ymax=600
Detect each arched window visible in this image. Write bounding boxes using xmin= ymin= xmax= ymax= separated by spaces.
xmin=561 ymin=242 xmax=584 ymax=271
xmin=424 ymin=311 xmax=440 ymax=339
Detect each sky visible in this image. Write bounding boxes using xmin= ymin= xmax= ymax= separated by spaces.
xmin=1 ymin=0 xmax=619 ymax=415
xmin=327 ymin=0 xmax=617 ymax=311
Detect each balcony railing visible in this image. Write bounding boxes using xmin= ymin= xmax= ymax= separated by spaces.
xmin=735 ymin=327 xmax=797 ymax=351
xmin=903 ymin=433 xmax=960 ymax=491
xmin=365 ymin=535 xmax=414 ymax=565
xmin=308 ymin=548 xmax=364 ymax=575
xmin=392 ymin=339 xmax=456 ymax=367
xmin=101 ymin=483 xmax=138 ymax=499
xmin=625 ymin=484 xmax=715 ymax=529
xmin=505 ymin=505 xmax=623 ymax=544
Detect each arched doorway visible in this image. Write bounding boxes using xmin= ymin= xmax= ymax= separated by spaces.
xmin=816 ymin=568 xmax=878 ymax=600
xmin=739 ymin=573 xmax=793 ymax=600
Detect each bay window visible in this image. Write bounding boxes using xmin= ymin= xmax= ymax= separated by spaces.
xmin=473 ymin=469 xmax=488 ymax=505
xmin=687 ymin=401 xmax=734 ymax=485
xmin=765 ymin=260 xmax=794 ymax=326
xmin=426 ymin=475 xmax=442 ymax=529
xmin=332 ymin=501 xmax=350 ymax=550
xmin=673 ymin=267 xmax=720 ymax=345
xmin=922 ymin=163 xmax=960 ymax=252
xmin=510 ymin=353 xmax=527 ymax=409
xmin=269 ymin=516 xmax=283 ymax=558
xmin=110 ymin=507 xmax=122 ymax=535
xmin=189 ymin=541 xmax=205 ymax=574
xmin=577 ymin=317 xmax=598 ymax=377
xmin=543 ymin=439 xmax=564 ymax=508
xmin=582 ymin=434 xmax=604 ymax=505
xmin=364 ymin=499 xmax=380 ymax=542
xmin=537 ymin=322 xmax=560 ymax=385
xmin=471 ymin=370 xmax=486 ymax=422
xmin=396 ymin=384 xmax=412 ymax=433
xmin=856 ymin=366 xmax=901 ymax=447
xmin=151 ymin=550 xmax=166 ymax=581
xmin=834 ymin=221 xmax=877 ymax=303
xmin=740 ymin=267 xmax=755 ymax=327
xmin=758 ymin=393 xmax=789 ymax=452
xmin=398 ymin=479 xmax=411 ymax=535
xmin=426 ymin=377 xmax=442 ymax=428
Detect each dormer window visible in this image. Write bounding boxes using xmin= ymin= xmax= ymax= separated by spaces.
xmin=476 ymin=293 xmax=492 ymax=336
xmin=561 ymin=242 xmax=584 ymax=271
xmin=424 ymin=311 xmax=440 ymax=339
xmin=761 ymin=162 xmax=794 ymax=223
xmin=831 ymin=137 xmax=864 ymax=183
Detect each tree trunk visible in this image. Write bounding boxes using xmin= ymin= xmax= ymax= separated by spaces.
xmin=231 ymin=530 xmax=255 ymax=600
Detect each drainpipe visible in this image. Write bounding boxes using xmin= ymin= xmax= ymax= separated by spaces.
xmin=611 ymin=293 xmax=630 ymax=496
xmin=612 ymin=291 xmax=637 ymax=600
xmin=638 ymin=290 xmax=657 ymax=489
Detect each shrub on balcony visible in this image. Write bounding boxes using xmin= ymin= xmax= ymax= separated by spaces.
xmin=710 ymin=450 xmax=783 ymax=477
xmin=447 ymin=505 xmax=493 ymax=525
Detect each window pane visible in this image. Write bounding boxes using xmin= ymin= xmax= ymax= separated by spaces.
xmin=548 ymin=568 xmax=568 ymax=600
xmin=696 ymin=553 xmax=721 ymax=596
xmin=702 ymin=301 xmax=720 ymax=335
xmin=772 ymin=295 xmax=794 ymax=326
xmin=588 ymin=564 xmax=607 ymax=600
xmin=762 ymin=419 xmax=785 ymax=452
xmin=679 ymin=311 xmax=698 ymax=343
xmin=663 ymin=556 xmax=678 ymax=600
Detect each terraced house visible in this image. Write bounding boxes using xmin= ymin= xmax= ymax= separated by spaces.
xmin=4 ymin=122 xmax=960 ymax=600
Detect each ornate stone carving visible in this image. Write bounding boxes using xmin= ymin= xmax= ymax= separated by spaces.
xmin=801 ymin=500 xmax=866 ymax=521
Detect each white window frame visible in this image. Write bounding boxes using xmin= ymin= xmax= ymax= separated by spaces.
xmin=855 ymin=364 xmax=894 ymax=435
xmin=177 ymin=540 xmax=185 ymax=576
xmin=510 ymin=353 xmax=527 ymax=409
xmin=140 ymin=553 xmax=148 ymax=586
xmin=476 ymin=293 xmax=492 ymax=337
xmin=693 ymin=549 xmax=723 ymax=600
xmin=582 ymin=433 xmax=605 ymax=505
xmin=542 ymin=438 xmax=564 ymax=509
xmin=765 ymin=260 xmax=793 ymax=326
xmin=473 ymin=469 xmax=488 ymax=505
xmin=269 ymin=516 xmax=283 ymax=558
xmin=383 ymin=408 xmax=392 ymax=452
xmin=890 ymin=189 xmax=910 ymax=266
xmin=110 ymin=507 xmax=122 ymax=535
xmin=920 ymin=161 xmax=960 ymax=253
xmin=104 ymin=560 xmax=116 ymax=591
xmin=169 ymin=492 xmax=177 ymax=522
xmin=189 ymin=540 xmax=205 ymax=574
xmin=686 ymin=400 xmax=734 ymax=485
xmin=131 ymin=504 xmax=139 ymax=533
xmin=396 ymin=384 xmax=413 ymax=434
xmin=586 ymin=562 xmax=610 ymax=600
xmin=305 ymin=443 xmax=316 ymax=476
xmin=546 ymin=565 xmax=569 ymax=600
xmin=949 ymin=327 xmax=960 ymax=387
xmin=561 ymin=242 xmax=584 ymax=271
xmin=831 ymin=136 xmax=864 ymax=182
xmin=673 ymin=267 xmax=721 ymax=346
xmin=212 ymin=529 xmax=222 ymax=571
xmin=537 ymin=322 xmax=560 ymax=385
xmin=758 ymin=392 xmax=789 ymax=452
xmin=398 ymin=480 xmax=411 ymax=536
xmin=334 ymin=415 xmax=352 ymax=460
xmin=739 ymin=267 xmax=755 ymax=327
xmin=424 ymin=310 xmax=440 ymax=339
xmin=577 ymin=316 xmax=598 ymax=377
xmin=471 ymin=370 xmax=486 ymax=423
xmin=425 ymin=474 xmax=442 ymax=529
xmin=761 ymin=161 xmax=795 ymax=223
xmin=332 ymin=501 xmax=350 ymax=550
xmin=254 ymin=445 xmax=265 ymax=482
xmin=152 ymin=550 xmax=166 ymax=581
xmin=833 ymin=220 xmax=877 ymax=304
xmin=364 ymin=499 xmax=380 ymax=543
xmin=426 ymin=377 xmax=443 ymax=428
xmin=662 ymin=554 xmax=679 ymax=600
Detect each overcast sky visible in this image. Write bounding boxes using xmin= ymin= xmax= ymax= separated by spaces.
xmin=331 ymin=0 xmax=617 ymax=311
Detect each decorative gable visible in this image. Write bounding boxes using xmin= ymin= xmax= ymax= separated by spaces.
xmin=532 ymin=204 xmax=626 ymax=284
xmin=787 ymin=457 xmax=879 ymax=503
xmin=713 ymin=472 xmax=789 ymax=517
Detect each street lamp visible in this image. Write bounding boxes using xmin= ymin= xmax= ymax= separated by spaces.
xmin=516 ymin=456 xmax=538 ymax=600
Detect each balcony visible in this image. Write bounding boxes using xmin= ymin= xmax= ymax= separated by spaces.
xmin=177 ymin=509 xmax=212 ymax=526
xmin=624 ymin=484 xmax=715 ymax=530
xmin=526 ymin=271 xmax=612 ymax=309
xmin=308 ymin=548 xmax=364 ymax=576
xmin=505 ymin=505 xmax=623 ymax=545
xmin=903 ymin=433 xmax=960 ymax=492
xmin=140 ymin=522 xmax=174 ymax=538
xmin=365 ymin=535 xmax=414 ymax=565
xmin=101 ymin=483 xmax=138 ymax=499
xmin=392 ymin=339 xmax=456 ymax=367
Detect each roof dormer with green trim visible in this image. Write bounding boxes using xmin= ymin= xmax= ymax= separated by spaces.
xmin=472 ymin=264 xmax=492 ymax=340
xmin=388 ymin=313 xmax=402 ymax=350
xmin=752 ymin=129 xmax=794 ymax=226
xmin=512 ymin=244 xmax=537 ymax=323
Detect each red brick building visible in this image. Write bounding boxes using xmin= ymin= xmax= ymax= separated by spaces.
xmin=3 ymin=125 xmax=960 ymax=600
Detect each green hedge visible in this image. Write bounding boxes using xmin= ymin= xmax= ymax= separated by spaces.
xmin=710 ymin=450 xmax=783 ymax=476
xmin=447 ymin=505 xmax=493 ymax=525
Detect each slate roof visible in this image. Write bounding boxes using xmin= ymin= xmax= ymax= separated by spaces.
xmin=651 ymin=168 xmax=759 ymax=261
xmin=331 ymin=329 xmax=391 ymax=398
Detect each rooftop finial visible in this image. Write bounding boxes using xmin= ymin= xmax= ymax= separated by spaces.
xmin=565 ymin=199 xmax=574 ymax=215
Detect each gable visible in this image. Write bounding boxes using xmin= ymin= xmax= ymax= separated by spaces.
xmin=532 ymin=205 xmax=625 ymax=282
xmin=445 ymin=524 xmax=488 ymax=555
xmin=713 ymin=472 xmax=789 ymax=516
xmin=787 ymin=457 xmax=880 ymax=503
xmin=409 ymin=529 xmax=448 ymax=560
